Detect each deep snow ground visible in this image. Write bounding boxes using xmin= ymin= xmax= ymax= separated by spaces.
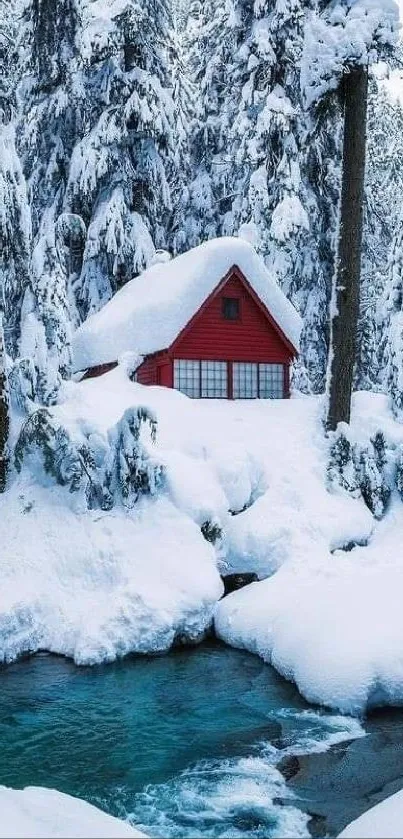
xmin=3 ymin=366 xmax=403 ymax=712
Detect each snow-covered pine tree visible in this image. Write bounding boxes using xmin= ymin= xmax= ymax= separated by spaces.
xmin=168 ymin=18 xmax=196 ymax=254
xmin=382 ymin=202 xmax=403 ymax=418
xmin=184 ymin=0 xmax=340 ymax=393
xmin=105 ymin=406 xmax=163 ymax=508
xmin=0 ymin=0 xmax=31 ymax=360
xmin=359 ymin=84 xmax=403 ymax=392
xmin=0 ymin=315 xmax=10 ymax=491
xmin=0 ymin=0 xmax=21 ymax=117
xmin=17 ymin=0 xmax=84 ymax=395
xmin=183 ymin=0 xmax=240 ymax=248
xmin=66 ymin=0 xmax=177 ymax=318
xmin=357 ymin=433 xmax=391 ymax=519
xmin=0 ymin=120 xmax=31 ymax=359
xmin=302 ymin=0 xmax=398 ymax=423
xmin=222 ymin=2 xmax=310 ymax=266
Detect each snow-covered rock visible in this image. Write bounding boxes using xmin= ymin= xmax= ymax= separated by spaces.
xmin=339 ymin=788 xmax=403 ymax=838
xmin=0 ymin=786 xmax=146 ymax=838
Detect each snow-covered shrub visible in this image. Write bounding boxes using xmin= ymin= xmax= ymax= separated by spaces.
xmin=357 ymin=437 xmax=391 ymax=520
xmin=106 ymin=407 xmax=164 ymax=509
xmin=15 ymin=409 xmax=84 ymax=493
xmin=327 ymin=425 xmax=360 ymax=496
xmin=328 ymin=426 xmax=391 ymax=519
xmin=395 ymin=444 xmax=403 ymax=501
xmin=15 ymin=405 xmax=164 ymax=510
xmin=201 ymin=519 xmax=222 ymax=545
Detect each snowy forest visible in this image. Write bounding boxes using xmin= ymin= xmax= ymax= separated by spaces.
xmin=0 ymin=0 xmax=402 ymax=408
xmin=5 ymin=2 xmax=403 ymax=837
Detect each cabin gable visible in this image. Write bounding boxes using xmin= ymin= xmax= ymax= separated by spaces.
xmin=170 ymin=267 xmax=294 ymax=363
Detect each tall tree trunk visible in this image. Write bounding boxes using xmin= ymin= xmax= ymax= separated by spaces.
xmin=326 ymin=65 xmax=369 ymax=431
xmin=0 ymin=315 xmax=10 ymax=492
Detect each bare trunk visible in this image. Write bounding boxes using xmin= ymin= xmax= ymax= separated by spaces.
xmin=326 ymin=65 xmax=368 ymax=431
xmin=0 ymin=315 xmax=10 ymax=492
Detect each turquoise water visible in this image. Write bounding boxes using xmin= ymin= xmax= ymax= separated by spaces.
xmin=0 ymin=642 xmax=400 ymax=838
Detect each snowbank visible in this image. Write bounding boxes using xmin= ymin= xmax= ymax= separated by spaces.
xmin=4 ymin=366 xmax=403 ymax=713
xmin=0 ymin=786 xmax=145 ymax=838
xmin=213 ymin=391 xmax=403 ymax=715
xmin=72 ymin=236 xmax=302 ymax=370
xmin=0 ymin=485 xmax=221 ymax=664
xmin=339 ymin=788 xmax=403 ymax=838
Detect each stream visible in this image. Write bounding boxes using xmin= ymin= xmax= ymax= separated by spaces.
xmin=1 ymin=640 xmax=403 ymax=837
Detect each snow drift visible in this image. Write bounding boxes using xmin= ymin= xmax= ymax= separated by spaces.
xmin=0 ymin=786 xmax=145 ymax=838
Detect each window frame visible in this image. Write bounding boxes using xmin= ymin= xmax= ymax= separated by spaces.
xmin=232 ymin=362 xmax=258 ymax=399
xmin=173 ymin=359 xmax=228 ymax=399
xmin=221 ymin=297 xmax=241 ymax=322
xmin=258 ymin=363 xmax=285 ymax=399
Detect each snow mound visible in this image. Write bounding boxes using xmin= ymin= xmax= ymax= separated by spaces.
xmin=72 ymin=237 xmax=302 ymax=371
xmin=0 ymin=786 xmax=145 ymax=838
xmin=215 ymin=533 xmax=403 ymax=715
xmin=214 ymin=392 xmax=403 ymax=715
xmin=0 ymin=486 xmax=222 ymax=665
xmin=339 ymin=788 xmax=403 ymax=838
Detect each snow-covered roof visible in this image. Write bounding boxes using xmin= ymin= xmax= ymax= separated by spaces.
xmin=72 ymin=237 xmax=302 ymax=371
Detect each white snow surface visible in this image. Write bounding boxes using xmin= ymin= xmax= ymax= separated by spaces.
xmin=72 ymin=237 xmax=302 ymax=371
xmin=339 ymin=788 xmax=403 ymax=838
xmin=0 ymin=786 xmax=145 ymax=838
xmin=215 ymin=390 xmax=403 ymax=714
xmin=4 ymin=366 xmax=403 ymax=713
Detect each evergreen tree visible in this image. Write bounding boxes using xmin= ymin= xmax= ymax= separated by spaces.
xmin=183 ymin=0 xmax=235 ymax=248
xmin=0 ymin=315 xmax=10 ymax=491
xmin=17 ymin=0 xmax=83 ymax=394
xmin=184 ymin=0 xmax=340 ymax=392
xmin=357 ymin=84 xmax=403 ymax=391
xmin=66 ymin=0 xmax=177 ymax=318
xmin=168 ymin=21 xmax=196 ymax=253
xmin=382 ymin=204 xmax=403 ymax=419
xmin=0 ymin=121 xmax=31 ymax=357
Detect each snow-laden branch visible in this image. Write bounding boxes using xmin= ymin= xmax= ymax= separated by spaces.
xmin=301 ymin=0 xmax=399 ymax=107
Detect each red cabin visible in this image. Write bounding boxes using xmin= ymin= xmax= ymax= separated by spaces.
xmin=73 ymin=237 xmax=301 ymax=400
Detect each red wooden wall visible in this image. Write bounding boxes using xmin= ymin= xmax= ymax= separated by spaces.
xmin=90 ymin=269 xmax=295 ymax=396
xmin=136 ymin=351 xmax=172 ymax=387
xmin=171 ymin=273 xmax=292 ymax=364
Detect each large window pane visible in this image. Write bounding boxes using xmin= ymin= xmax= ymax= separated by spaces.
xmin=259 ymin=363 xmax=284 ymax=399
xmin=201 ymin=361 xmax=228 ymax=398
xmin=233 ymin=362 xmax=258 ymax=399
xmin=174 ymin=359 xmax=200 ymax=398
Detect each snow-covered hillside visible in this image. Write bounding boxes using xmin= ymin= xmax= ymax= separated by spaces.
xmin=3 ymin=364 xmax=403 ymax=714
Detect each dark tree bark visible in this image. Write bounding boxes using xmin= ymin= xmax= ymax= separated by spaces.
xmin=326 ymin=65 xmax=369 ymax=431
xmin=0 ymin=316 xmax=10 ymax=492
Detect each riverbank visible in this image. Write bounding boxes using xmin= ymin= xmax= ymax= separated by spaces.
xmin=2 ymin=642 xmax=403 ymax=838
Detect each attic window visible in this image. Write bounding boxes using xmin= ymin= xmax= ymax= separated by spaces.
xmin=222 ymin=297 xmax=240 ymax=321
